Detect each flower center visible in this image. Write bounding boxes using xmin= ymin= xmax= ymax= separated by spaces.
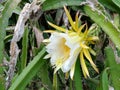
xmin=60 ymin=38 xmax=70 ymax=61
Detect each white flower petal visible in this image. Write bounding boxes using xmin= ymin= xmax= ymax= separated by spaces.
xmin=46 ymin=32 xmax=70 ymax=65
xmin=60 ymin=33 xmax=81 ymax=72
xmin=46 ymin=32 xmax=81 ymax=77
xmin=61 ymin=46 xmax=80 ymax=72
xmin=44 ymin=54 xmax=51 ymax=59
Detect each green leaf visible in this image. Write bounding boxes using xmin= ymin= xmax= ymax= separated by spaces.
xmin=40 ymin=87 xmax=45 ymax=90
xmin=105 ymin=47 xmax=120 ymax=90
xmin=84 ymin=5 xmax=120 ymax=50
xmin=0 ymin=4 xmax=21 ymax=15
xmin=38 ymin=61 xmax=52 ymax=90
xmin=74 ymin=59 xmax=83 ymax=90
xmin=101 ymin=68 xmax=109 ymax=90
xmin=104 ymin=47 xmax=116 ymax=67
xmin=87 ymin=78 xmax=99 ymax=90
xmin=58 ymin=70 xmax=66 ymax=85
xmin=0 ymin=0 xmax=21 ymax=61
xmin=0 ymin=4 xmax=4 ymax=10
xmin=20 ymin=26 xmax=29 ymax=73
xmin=53 ymin=73 xmax=59 ymax=90
xmin=4 ymin=34 xmax=13 ymax=43
xmin=0 ymin=0 xmax=21 ymax=89
xmin=8 ymin=47 xmax=46 ymax=90
xmin=13 ymin=6 xmax=21 ymax=15
xmin=112 ymin=0 xmax=120 ymax=8
xmin=98 ymin=0 xmax=120 ymax=13
xmin=113 ymin=14 xmax=119 ymax=28
xmin=42 ymin=0 xmax=84 ymax=11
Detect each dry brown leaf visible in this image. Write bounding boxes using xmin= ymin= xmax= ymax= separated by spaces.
xmin=33 ymin=27 xmax=44 ymax=48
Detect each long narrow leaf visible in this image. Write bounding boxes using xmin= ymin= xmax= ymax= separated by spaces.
xmin=0 ymin=0 xmax=21 ymax=89
xmin=101 ymin=68 xmax=109 ymax=90
xmin=0 ymin=0 xmax=21 ymax=62
xmin=20 ymin=26 xmax=29 ymax=73
xmin=53 ymin=73 xmax=58 ymax=90
xmin=38 ymin=61 xmax=52 ymax=89
xmin=74 ymin=59 xmax=83 ymax=90
xmin=9 ymin=47 xmax=46 ymax=90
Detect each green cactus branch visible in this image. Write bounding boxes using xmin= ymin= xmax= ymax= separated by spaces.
xmin=83 ymin=4 xmax=120 ymax=50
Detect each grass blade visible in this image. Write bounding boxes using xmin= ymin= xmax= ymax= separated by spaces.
xmin=38 ymin=61 xmax=52 ymax=89
xmin=74 ymin=59 xmax=83 ymax=90
xmin=53 ymin=73 xmax=58 ymax=90
xmin=0 ymin=0 xmax=21 ymax=89
xmin=0 ymin=0 xmax=21 ymax=62
xmin=8 ymin=47 xmax=46 ymax=90
xmin=101 ymin=68 xmax=109 ymax=90
xmin=20 ymin=26 xmax=29 ymax=73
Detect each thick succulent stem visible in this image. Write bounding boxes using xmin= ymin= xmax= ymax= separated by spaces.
xmin=83 ymin=4 xmax=120 ymax=50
